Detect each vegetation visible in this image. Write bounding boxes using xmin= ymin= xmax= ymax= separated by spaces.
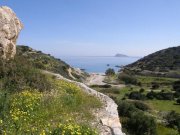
xmin=165 ymin=111 xmax=180 ymax=132
xmin=124 ymin=46 xmax=180 ymax=78
xmin=128 ymin=91 xmax=146 ymax=100
xmin=93 ymin=73 xmax=180 ymax=135
xmin=146 ymin=100 xmax=180 ymax=113
xmin=0 ymin=56 xmax=51 ymax=92
xmin=107 ymin=46 xmax=180 ymax=134
xmin=17 ymin=46 xmax=88 ymax=81
xmin=177 ymin=98 xmax=180 ymax=104
xmin=146 ymin=91 xmax=174 ymax=100
xmin=0 ymin=79 xmax=101 ymax=134
xmin=173 ymin=80 xmax=180 ymax=92
xmin=117 ymin=101 xmax=156 ymax=135
xmin=105 ymin=68 xmax=115 ymax=76
xmin=0 ymin=48 xmax=102 ymax=135
xmin=118 ymin=73 xmax=138 ymax=85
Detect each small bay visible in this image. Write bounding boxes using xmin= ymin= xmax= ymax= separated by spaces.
xmin=60 ymin=56 xmax=140 ymax=73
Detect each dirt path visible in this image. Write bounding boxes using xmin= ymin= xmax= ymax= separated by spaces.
xmin=86 ymin=73 xmax=106 ymax=85
xmin=85 ymin=73 xmax=125 ymax=88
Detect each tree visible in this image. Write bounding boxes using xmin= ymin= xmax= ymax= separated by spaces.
xmin=105 ymin=68 xmax=115 ymax=76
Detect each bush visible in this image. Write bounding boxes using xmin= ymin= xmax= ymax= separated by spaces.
xmin=165 ymin=111 xmax=180 ymax=132
xmin=0 ymin=56 xmax=52 ymax=92
xmin=173 ymin=80 xmax=180 ymax=92
xmin=118 ymin=73 xmax=138 ymax=85
xmin=139 ymin=88 xmax=145 ymax=93
xmin=117 ymin=101 xmax=137 ymax=117
xmin=90 ymin=84 xmax=112 ymax=88
xmin=117 ymin=101 xmax=157 ymax=135
xmin=127 ymin=111 xmax=157 ymax=135
xmin=174 ymin=91 xmax=180 ymax=98
xmin=151 ymin=82 xmax=160 ymax=89
xmin=132 ymin=101 xmax=150 ymax=111
xmin=128 ymin=91 xmax=146 ymax=100
xmin=160 ymin=92 xmax=174 ymax=100
xmin=146 ymin=91 xmax=156 ymax=99
xmin=146 ymin=91 xmax=174 ymax=100
xmin=105 ymin=68 xmax=115 ymax=76
xmin=177 ymin=98 xmax=180 ymax=104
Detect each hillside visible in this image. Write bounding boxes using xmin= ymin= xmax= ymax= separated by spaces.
xmin=0 ymin=45 xmax=125 ymax=135
xmin=0 ymin=45 xmax=103 ymax=134
xmin=124 ymin=46 xmax=180 ymax=78
xmin=17 ymin=45 xmax=88 ymax=81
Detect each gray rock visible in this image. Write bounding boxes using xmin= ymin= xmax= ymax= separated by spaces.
xmin=0 ymin=6 xmax=23 ymax=59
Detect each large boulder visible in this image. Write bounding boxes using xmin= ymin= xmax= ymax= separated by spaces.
xmin=0 ymin=6 xmax=23 ymax=59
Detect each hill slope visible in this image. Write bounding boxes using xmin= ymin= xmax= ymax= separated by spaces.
xmin=0 ymin=45 xmax=102 ymax=134
xmin=124 ymin=46 xmax=180 ymax=78
xmin=17 ymin=45 xmax=88 ymax=81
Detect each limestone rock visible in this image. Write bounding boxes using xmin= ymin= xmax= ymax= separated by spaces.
xmin=0 ymin=6 xmax=23 ymax=59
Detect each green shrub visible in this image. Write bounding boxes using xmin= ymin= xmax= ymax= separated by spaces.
xmin=139 ymin=88 xmax=145 ymax=93
xmin=118 ymin=101 xmax=156 ymax=135
xmin=105 ymin=68 xmax=115 ymax=76
xmin=127 ymin=111 xmax=157 ymax=135
xmin=165 ymin=111 xmax=180 ymax=132
xmin=174 ymin=91 xmax=180 ymax=98
xmin=118 ymin=73 xmax=138 ymax=85
xmin=146 ymin=91 xmax=156 ymax=99
xmin=0 ymin=56 xmax=52 ymax=92
xmin=132 ymin=101 xmax=150 ymax=111
xmin=151 ymin=82 xmax=160 ymax=89
xmin=146 ymin=91 xmax=174 ymax=100
xmin=128 ymin=91 xmax=146 ymax=100
xmin=90 ymin=84 xmax=112 ymax=88
xmin=173 ymin=80 xmax=180 ymax=92
xmin=117 ymin=101 xmax=137 ymax=117
xmin=177 ymin=98 xmax=180 ymax=104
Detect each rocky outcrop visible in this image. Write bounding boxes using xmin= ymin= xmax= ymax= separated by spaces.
xmin=0 ymin=6 xmax=23 ymax=59
xmin=45 ymin=71 xmax=125 ymax=135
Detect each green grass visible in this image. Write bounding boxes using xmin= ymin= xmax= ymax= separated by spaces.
xmin=157 ymin=124 xmax=179 ymax=135
xmin=0 ymin=79 xmax=102 ymax=135
xmin=146 ymin=100 xmax=180 ymax=113
xmin=100 ymin=74 xmax=180 ymax=135
xmin=136 ymin=76 xmax=178 ymax=85
xmin=17 ymin=45 xmax=88 ymax=81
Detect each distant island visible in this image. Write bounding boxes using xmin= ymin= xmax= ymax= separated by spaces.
xmin=115 ymin=53 xmax=128 ymax=57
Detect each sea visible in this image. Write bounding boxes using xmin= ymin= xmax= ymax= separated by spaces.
xmin=60 ymin=56 xmax=140 ymax=73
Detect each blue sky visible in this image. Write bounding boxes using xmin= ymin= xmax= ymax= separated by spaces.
xmin=1 ymin=0 xmax=180 ymax=56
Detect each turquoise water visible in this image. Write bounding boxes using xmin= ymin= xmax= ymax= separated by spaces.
xmin=60 ymin=56 xmax=140 ymax=73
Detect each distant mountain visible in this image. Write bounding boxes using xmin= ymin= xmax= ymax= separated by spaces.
xmin=115 ymin=54 xmax=128 ymax=57
xmin=124 ymin=46 xmax=180 ymax=78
